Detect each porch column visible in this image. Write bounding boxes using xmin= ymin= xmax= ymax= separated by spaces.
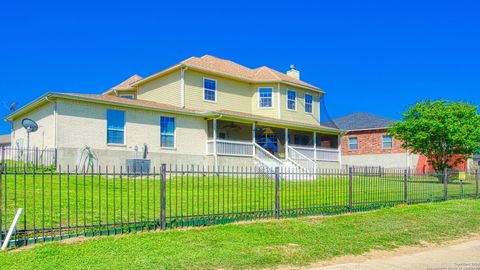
xmin=252 ymin=122 xmax=256 ymax=156
xmin=285 ymin=128 xmax=289 ymax=159
xmin=338 ymin=135 xmax=342 ymax=169
xmin=213 ymin=118 xmax=218 ymax=169
xmin=313 ymin=132 xmax=317 ymax=161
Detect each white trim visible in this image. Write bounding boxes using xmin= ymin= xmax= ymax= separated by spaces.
xmin=313 ymin=132 xmax=317 ymax=162
xmin=285 ymin=128 xmax=289 ymax=159
xmin=160 ymin=115 xmax=176 ymax=149
xmin=257 ymin=87 xmax=274 ymax=109
xmin=304 ymin=93 xmax=313 ymax=114
xmin=382 ymin=135 xmax=393 ymax=149
xmin=348 ymin=136 xmax=358 ymax=151
xmin=286 ymin=89 xmax=297 ymax=111
xmin=180 ymin=68 xmax=186 ymax=108
xmin=203 ymin=77 xmax=217 ymax=103
xmin=277 ymin=83 xmax=281 ymax=118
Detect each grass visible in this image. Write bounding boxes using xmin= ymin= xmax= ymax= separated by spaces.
xmin=0 ymin=199 xmax=479 ymax=269
xmin=2 ymin=171 xmax=477 ymax=240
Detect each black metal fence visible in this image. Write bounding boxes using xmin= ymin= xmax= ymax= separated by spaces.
xmin=0 ymin=164 xmax=478 ymax=248
xmin=0 ymin=146 xmax=57 ymax=170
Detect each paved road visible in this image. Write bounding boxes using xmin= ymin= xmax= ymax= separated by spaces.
xmin=311 ymin=239 xmax=480 ymax=270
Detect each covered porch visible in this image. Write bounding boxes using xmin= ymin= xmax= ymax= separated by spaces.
xmin=206 ymin=119 xmax=341 ymax=165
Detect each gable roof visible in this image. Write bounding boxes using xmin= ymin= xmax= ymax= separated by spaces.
xmin=103 ymin=74 xmax=143 ymax=94
xmin=132 ymin=55 xmax=322 ymax=92
xmin=329 ymin=112 xmax=397 ymax=131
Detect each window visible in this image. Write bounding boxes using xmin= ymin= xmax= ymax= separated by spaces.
xmin=382 ymin=135 xmax=393 ymax=149
xmin=203 ymin=78 xmax=217 ymax=102
xmin=348 ymin=137 xmax=358 ymax=150
xmin=160 ymin=116 xmax=175 ymax=148
xmin=304 ymin=94 xmax=313 ymax=113
xmin=258 ymin=88 xmax=273 ymax=108
xmin=287 ymin=90 xmax=296 ymax=110
xmin=120 ymin=94 xmax=135 ymax=99
xmin=107 ymin=110 xmax=125 ymax=144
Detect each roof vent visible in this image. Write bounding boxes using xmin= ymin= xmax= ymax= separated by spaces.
xmin=286 ymin=64 xmax=300 ymax=80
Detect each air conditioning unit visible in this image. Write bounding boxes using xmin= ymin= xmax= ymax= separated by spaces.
xmin=126 ymin=159 xmax=151 ymax=174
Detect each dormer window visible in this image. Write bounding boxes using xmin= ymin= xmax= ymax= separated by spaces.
xmin=120 ymin=94 xmax=135 ymax=99
xmin=204 ymin=78 xmax=217 ymax=102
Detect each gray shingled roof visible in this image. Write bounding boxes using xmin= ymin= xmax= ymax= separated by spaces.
xmin=328 ymin=112 xmax=397 ymax=131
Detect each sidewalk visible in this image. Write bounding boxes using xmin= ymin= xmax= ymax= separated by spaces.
xmin=310 ymin=238 xmax=480 ymax=270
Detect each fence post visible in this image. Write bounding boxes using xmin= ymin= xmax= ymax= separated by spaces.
xmin=475 ymin=169 xmax=479 ymax=198
xmin=404 ymin=169 xmax=408 ymax=204
xmin=54 ymin=148 xmax=58 ymax=168
xmin=348 ymin=167 xmax=353 ymax=212
xmin=274 ymin=167 xmax=280 ymax=219
xmin=160 ymin=164 xmax=167 ymax=230
xmin=443 ymin=168 xmax=448 ymax=201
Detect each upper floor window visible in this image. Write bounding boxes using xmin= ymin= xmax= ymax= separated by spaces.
xmin=107 ymin=110 xmax=125 ymax=145
xmin=382 ymin=135 xmax=393 ymax=149
xmin=160 ymin=116 xmax=176 ymax=148
xmin=304 ymin=94 xmax=313 ymax=113
xmin=348 ymin=137 xmax=358 ymax=150
xmin=203 ymin=78 xmax=217 ymax=102
xmin=287 ymin=90 xmax=296 ymax=111
xmin=120 ymin=94 xmax=135 ymax=99
xmin=258 ymin=88 xmax=273 ymax=108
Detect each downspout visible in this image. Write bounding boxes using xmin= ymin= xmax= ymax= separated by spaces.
xmin=180 ymin=67 xmax=188 ymax=108
xmin=212 ymin=114 xmax=223 ymax=170
xmin=277 ymin=83 xmax=281 ymax=119
xmin=46 ymin=97 xmax=57 ymax=149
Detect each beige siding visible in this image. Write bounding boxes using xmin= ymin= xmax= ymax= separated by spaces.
xmin=11 ymin=102 xmax=55 ymax=149
xmin=184 ymin=70 xmax=253 ymax=112
xmin=251 ymin=83 xmax=279 ymax=119
xmin=279 ymin=84 xmax=322 ymax=125
xmin=137 ymin=71 xmax=181 ymax=106
xmin=56 ymin=99 xmax=207 ymax=156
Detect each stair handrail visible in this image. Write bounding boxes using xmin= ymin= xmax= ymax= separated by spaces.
xmin=253 ymin=142 xmax=283 ymax=167
xmin=287 ymin=145 xmax=316 ymax=172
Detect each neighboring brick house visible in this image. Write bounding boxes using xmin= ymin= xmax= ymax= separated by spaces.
xmin=331 ymin=112 xmax=468 ymax=171
xmin=330 ymin=112 xmax=415 ymax=168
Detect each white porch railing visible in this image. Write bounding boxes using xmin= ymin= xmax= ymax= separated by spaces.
xmin=207 ymin=140 xmax=253 ymax=157
xmin=287 ymin=146 xmax=316 ymax=172
xmin=316 ymin=148 xmax=340 ymax=161
xmin=290 ymin=145 xmax=340 ymax=162
xmin=253 ymin=142 xmax=283 ymax=168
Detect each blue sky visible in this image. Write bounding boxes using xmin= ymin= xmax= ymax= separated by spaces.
xmin=1 ymin=1 xmax=479 ymax=134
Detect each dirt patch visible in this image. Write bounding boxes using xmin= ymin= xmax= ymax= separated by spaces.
xmin=273 ymin=233 xmax=480 ymax=269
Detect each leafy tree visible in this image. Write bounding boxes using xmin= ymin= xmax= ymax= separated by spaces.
xmin=389 ymin=100 xmax=480 ymax=180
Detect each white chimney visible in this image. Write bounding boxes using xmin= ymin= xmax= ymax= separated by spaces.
xmin=286 ymin=64 xmax=300 ymax=80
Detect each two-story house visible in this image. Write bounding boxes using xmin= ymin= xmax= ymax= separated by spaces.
xmin=5 ymin=55 xmax=341 ymax=171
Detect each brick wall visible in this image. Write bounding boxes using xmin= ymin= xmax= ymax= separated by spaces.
xmin=341 ymin=129 xmax=406 ymax=156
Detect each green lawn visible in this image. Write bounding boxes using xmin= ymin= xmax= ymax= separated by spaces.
xmin=1 ymin=171 xmax=477 ymax=244
xmin=0 ymin=199 xmax=479 ymax=269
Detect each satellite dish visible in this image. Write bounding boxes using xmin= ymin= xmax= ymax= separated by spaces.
xmin=21 ymin=118 xmax=38 ymax=165
xmin=22 ymin=118 xmax=38 ymax=133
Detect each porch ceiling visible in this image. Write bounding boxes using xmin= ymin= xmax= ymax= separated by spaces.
xmin=212 ymin=109 xmax=342 ymax=135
